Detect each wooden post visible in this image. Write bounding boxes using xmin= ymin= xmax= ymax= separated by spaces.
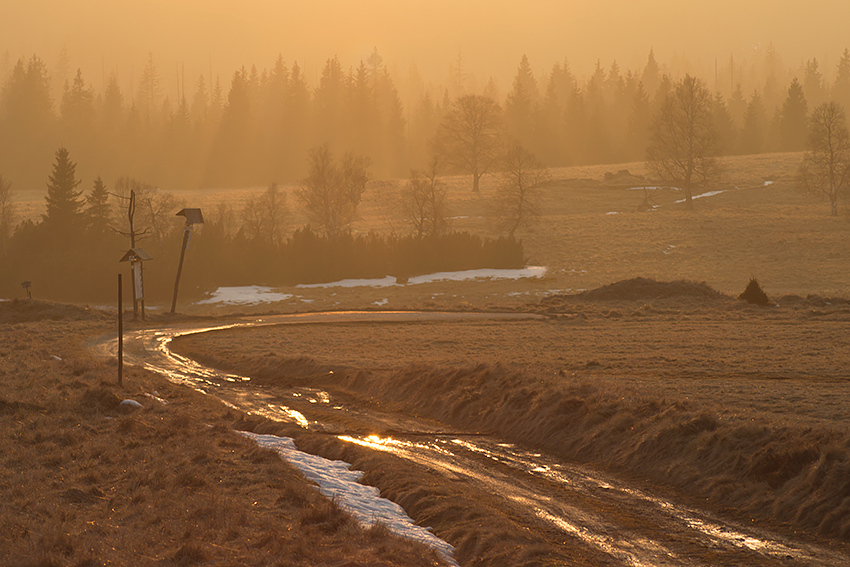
xmin=170 ymin=224 xmax=191 ymax=314
xmin=118 ymin=273 xmax=123 ymax=387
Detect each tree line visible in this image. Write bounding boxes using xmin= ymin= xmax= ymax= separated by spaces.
xmin=0 ymin=145 xmax=528 ymax=302
xmin=2 ymin=46 xmax=850 ymax=193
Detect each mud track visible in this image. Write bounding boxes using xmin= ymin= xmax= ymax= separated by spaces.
xmin=90 ymin=311 xmax=850 ymax=567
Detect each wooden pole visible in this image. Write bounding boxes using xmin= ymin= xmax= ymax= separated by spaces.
xmin=170 ymin=224 xmax=191 ymax=314
xmin=118 ymin=273 xmax=123 ymax=387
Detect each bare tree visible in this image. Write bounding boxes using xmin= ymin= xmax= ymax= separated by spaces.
xmin=400 ymin=158 xmax=450 ymax=239
xmin=240 ymin=194 xmax=265 ymax=241
xmin=646 ymin=75 xmax=721 ymax=210
xmin=432 ymin=94 xmax=503 ymax=193
xmin=241 ymin=183 xmax=290 ymax=244
xmin=296 ymin=144 xmax=369 ymax=237
xmin=209 ymin=202 xmax=237 ymax=240
xmin=491 ymin=145 xmax=550 ymax=238
xmin=112 ymin=177 xmax=183 ymax=245
xmin=798 ymin=102 xmax=850 ymax=216
xmin=0 ymin=175 xmax=14 ymax=254
xmin=259 ymin=183 xmax=289 ymax=246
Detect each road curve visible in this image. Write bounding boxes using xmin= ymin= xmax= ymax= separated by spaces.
xmin=90 ymin=311 xmax=850 ymax=567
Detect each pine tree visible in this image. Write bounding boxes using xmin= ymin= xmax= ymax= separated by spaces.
xmin=727 ymin=83 xmax=747 ymax=131
xmin=779 ymin=78 xmax=808 ymax=151
xmin=803 ymin=59 xmax=826 ymax=109
xmin=43 ymin=146 xmax=84 ymax=233
xmin=641 ymin=48 xmax=660 ymax=95
xmin=85 ymin=176 xmax=110 ymax=233
xmin=625 ymin=81 xmax=651 ymax=161
xmin=739 ymin=91 xmax=767 ymax=154
xmin=712 ymin=92 xmax=736 ymax=155
xmin=833 ymin=48 xmax=850 ymax=114
xmin=505 ymin=55 xmax=538 ymax=150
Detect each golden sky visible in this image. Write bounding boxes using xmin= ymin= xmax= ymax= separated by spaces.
xmin=4 ymin=0 xmax=849 ymax=95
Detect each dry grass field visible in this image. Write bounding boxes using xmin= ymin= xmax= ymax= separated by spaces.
xmin=171 ymin=286 xmax=850 ymax=545
xmin=0 ymin=300 xmax=448 ymax=567
xmin=7 ymin=152 xmax=850 ymax=564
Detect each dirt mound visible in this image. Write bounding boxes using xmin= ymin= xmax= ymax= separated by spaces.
xmin=576 ymin=278 xmax=727 ymax=302
xmin=0 ymin=299 xmax=108 ymax=324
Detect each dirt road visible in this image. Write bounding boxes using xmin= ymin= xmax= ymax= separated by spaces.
xmin=90 ymin=311 xmax=850 ymax=567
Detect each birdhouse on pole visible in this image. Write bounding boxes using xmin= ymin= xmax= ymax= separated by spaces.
xmin=170 ymin=208 xmax=204 ymax=314
xmin=119 ymin=248 xmax=153 ymax=320
xmin=21 ymin=281 xmax=32 ymax=300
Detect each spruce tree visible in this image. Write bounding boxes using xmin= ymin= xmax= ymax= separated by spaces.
xmin=779 ymin=78 xmax=808 ymax=151
xmin=43 ymin=146 xmax=84 ymax=233
xmin=85 ymin=176 xmax=110 ymax=233
xmin=833 ymin=48 xmax=850 ymax=115
xmin=740 ymin=91 xmax=767 ymax=154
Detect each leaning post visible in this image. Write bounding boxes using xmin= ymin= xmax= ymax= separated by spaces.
xmin=118 ymin=273 xmax=123 ymax=387
xmin=170 ymin=208 xmax=203 ymax=314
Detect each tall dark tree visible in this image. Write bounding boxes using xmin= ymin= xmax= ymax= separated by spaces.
xmin=43 ymin=146 xmax=84 ymax=233
xmin=641 ymin=48 xmax=661 ymax=95
xmin=803 ymin=58 xmax=827 ymax=109
xmin=832 ymin=48 xmax=850 ymax=114
xmin=0 ymin=175 xmax=14 ymax=256
xmin=739 ymin=90 xmax=767 ymax=155
xmin=85 ymin=176 xmax=110 ymax=233
xmin=779 ymin=78 xmax=809 ymax=151
xmin=727 ymin=83 xmax=747 ymax=132
xmin=712 ymin=92 xmax=736 ymax=155
xmin=0 ymin=56 xmax=54 ymax=188
xmin=505 ymin=55 xmax=538 ymax=150
xmin=625 ymin=81 xmax=652 ymax=161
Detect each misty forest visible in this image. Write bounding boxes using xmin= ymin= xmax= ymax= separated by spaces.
xmin=2 ymin=45 xmax=850 ymax=300
xmin=6 ymin=7 xmax=850 ymax=564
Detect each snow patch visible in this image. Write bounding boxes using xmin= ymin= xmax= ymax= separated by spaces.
xmin=764 ymin=180 xmax=774 ymax=186
xmin=674 ymin=190 xmax=725 ymax=204
xmin=373 ymin=298 xmax=389 ymax=306
xmin=239 ymin=432 xmax=459 ymax=566
xmin=197 ymin=285 xmax=293 ymax=305
xmin=297 ymin=267 xmax=547 ymax=288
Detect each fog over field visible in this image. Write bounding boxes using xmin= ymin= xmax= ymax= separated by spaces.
xmin=4 ymin=3 xmax=850 ymax=566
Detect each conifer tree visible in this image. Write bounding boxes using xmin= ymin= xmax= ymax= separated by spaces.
xmin=779 ymin=78 xmax=809 ymax=151
xmin=833 ymin=48 xmax=850 ymax=114
xmin=740 ymin=91 xmax=767 ymax=154
xmin=712 ymin=92 xmax=736 ymax=155
xmin=85 ymin=176 xmax=110 ymax=233
xmin=43 ymin=146 xmax=84 ymax=233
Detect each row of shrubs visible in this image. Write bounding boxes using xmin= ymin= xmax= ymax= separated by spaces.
xmin=189 ymin=228 xmax=525 ymax=289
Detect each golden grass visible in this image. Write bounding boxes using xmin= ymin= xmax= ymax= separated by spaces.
xmin=171 ymin=294 xmax=850 ymax=542
xmin=0 ymin=302 xmax=449 ymax=567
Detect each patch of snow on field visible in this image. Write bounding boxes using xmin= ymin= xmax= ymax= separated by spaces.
xmin=764 ymin=180 xmax=774 ymax=186
xmin=373 ymin=298 xmax=388 ymax=306
xmin=197 ymin=286 xmax=293 ymax=305
xmin=240 ymin=432 xmax=459 ymax=566
xmin=674 ymin=190 xmax=726 ymax=204
xmin=297 ymin=267 xmax=547 ymax=288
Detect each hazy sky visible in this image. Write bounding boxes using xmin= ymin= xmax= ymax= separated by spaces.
xmin=4 ymin=1 xmax=850 ymax=97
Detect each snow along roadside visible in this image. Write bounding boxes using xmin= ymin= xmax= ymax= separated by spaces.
xmin=239 ymin=432 xmax=460 ymax=567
